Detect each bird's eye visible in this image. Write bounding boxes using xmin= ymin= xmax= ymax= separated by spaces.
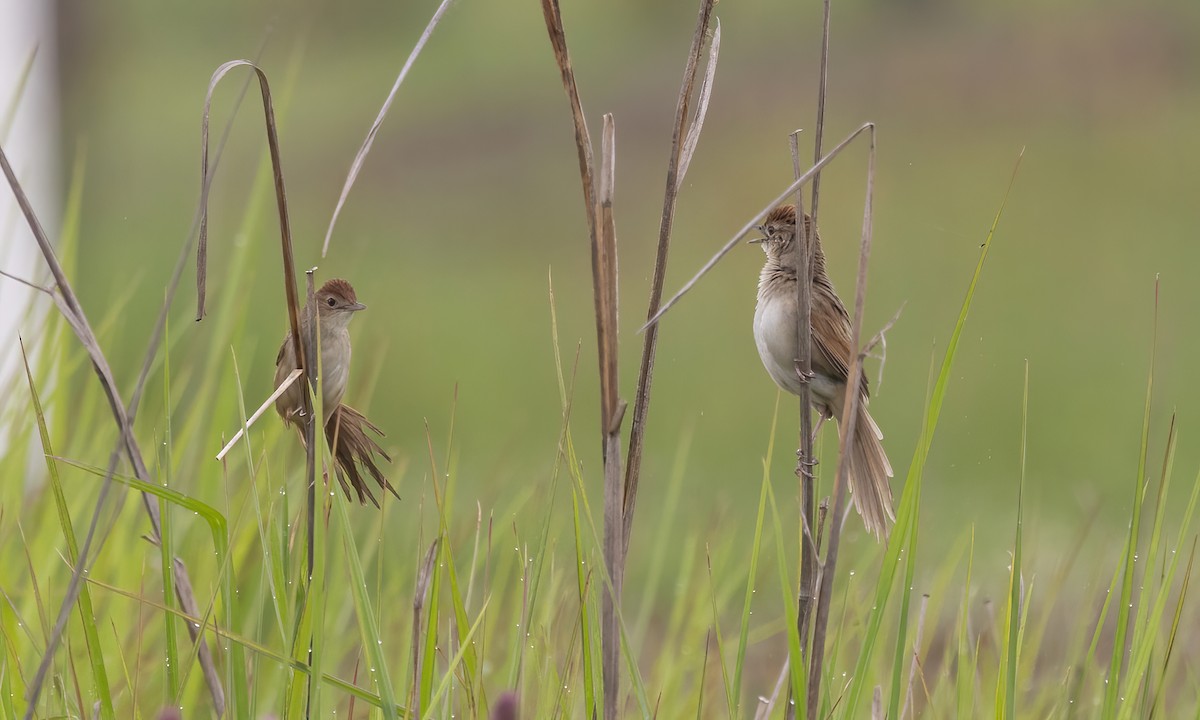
xmin=326 ymin=297 xmax=336 ymax=308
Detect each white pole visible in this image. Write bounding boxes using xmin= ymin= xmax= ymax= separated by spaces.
xmin=0 ymin=0 xmax=61 ymax=448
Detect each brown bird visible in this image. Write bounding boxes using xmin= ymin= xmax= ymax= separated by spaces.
xmin=274 ymin=278 xmax=398 ymax=507
xmin=751 ymin=205 xmax=894 ymax=537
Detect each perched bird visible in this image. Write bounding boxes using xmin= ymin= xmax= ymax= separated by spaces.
xmin=274 ymin=278 xmax=398 ymax=507
xmin=751 ymin=205 xmax=894 ymax=537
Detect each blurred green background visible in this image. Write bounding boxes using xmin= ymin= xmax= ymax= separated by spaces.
xmin=49 ymin=0 xmax=1200 ymax=579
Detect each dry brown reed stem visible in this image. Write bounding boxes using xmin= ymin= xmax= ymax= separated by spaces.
xmin=807 ymin=124 xmax=876 ymax=717
xmin=809 ymin=0 xmax=833 ymax=226
xmin=537 ymin=2 xmax=617 ymax=714
xmin=594 ymin=113 xmax=626 ymax=720
xmin=790 ymin=11 xmax=833 ymax=698
xmin=193 ymin=59 xmax=315 ymax=569
xmin=641 ymin=122 xmax=875 ymax=333
xmin=788 ymin=130 xmax=818 ymax=684
xmin=321 ymin=0 xmax=456 ymax=257
xmin=1 ymin=142 xmax=233 ymax=715
xmin=622 ymin=0 xmax=717 ymax=558
xmin=540 ymin=4 xmax=719 ymax=715
xmin=537 ymin=4 xmax=623 ymax=715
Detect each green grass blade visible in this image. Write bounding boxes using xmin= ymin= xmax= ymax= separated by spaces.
xmin=847 ymin=148 xmax=1020 ymax=718
xmin=332 ymin=490 xmax=398 ymax=719
xmin=1103 ymin=281 xmax=1158 ymax=718
xmin=996 ymin=360 xmax=1029 ymax=720
xmin=18 ymin=343 xmax=114 ymax=720
xmin=765 ymin=477 xmax=806 ymax=718
xmin=732 ymin=392 xmax=780 ymax=719
xmin=419 ymin=540 xmax=444 ymax=714
xmin=572 ymin=487 xmax=599 ymax=719
xmin=887 ymin=484 xmax=920 ymax=719
xmin=956 ymin=529 xmax=977 ymax=718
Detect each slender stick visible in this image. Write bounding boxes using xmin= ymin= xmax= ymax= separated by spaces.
xmin=789 ymin=130 xmax=818 ymax=693
xmin=321 ymin=0 xmax=456 ymax=257
xmin=810 ymin=0 xmax=832 ymax=223
xmin=807 ymin=125 xmax=876 ymax=717
xmin=594 ymin=114 xmax=625 ymax=720
xmin=621 ymin=0 xmax=717 ymax=558
xmin=640 ymin=122 xmax=874 ymax=332
xmin=215 ymin=369 xmax=303 ymax=460
xmin=793 ymin=2 xmax=832 ymax=710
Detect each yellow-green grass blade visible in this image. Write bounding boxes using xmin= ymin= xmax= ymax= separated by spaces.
xmin=1147 ymin=541 xmax=1195 ymax=718
xmin=562 ymin=432 xmax=652 ymax=718
xmin=46 ymin=457 xmax=233 ymax=712
xmin=425 ymin=596 xmax=492 ymax=717
xmin=996 ymin=361 xmax=1029 ymax=720
xmin=332 ymin=485 xmax=398 ymax=719
xmin=84 ymin=575 xmax=408 ymax=714
xmin=1118 ymin=429 xmax=1200 ymax=720
xmin=703 ymin=549 xmax=733 ymax=719
xmin=19 ymin=343 xmax=114 ymax=720
xmin=956 ymin=529 xmax=977 ymax=718
xmin=230 ymin=350 xmax=290 ymax=649
xmin=765 ymin=476 xmax=806 ymax=718
xmin=887 ymin=478 xmax=920 ymax=719
xmin=419 ymin=538 xmax=444 ymax=714
xmin=730 ymin=392 xmax=779 ymax=719
xmin=1102 ymin=283 xmax=1158 ymax=719
xmin=844 ymin=149 xmax=1019 ymax=719
xmin=572 ymin=487 xmax=600 ymax=719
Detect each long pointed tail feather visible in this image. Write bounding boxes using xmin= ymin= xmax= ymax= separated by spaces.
xmin=838 ymin=406 xmax=895 ymax=539
xmin=325 ymin=403 xmax=399 ymax=507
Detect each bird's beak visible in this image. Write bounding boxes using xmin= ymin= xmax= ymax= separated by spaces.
xmin=746 ymin=236 xmax=766 ymax=245
xmin=348 ymin=302 xmax=367 ymax=312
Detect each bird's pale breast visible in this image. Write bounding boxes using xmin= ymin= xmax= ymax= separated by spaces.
xmin=754 ymin=287 xmax=845 ymax=410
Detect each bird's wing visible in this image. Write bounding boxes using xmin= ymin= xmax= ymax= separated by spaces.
xmin=811 ymin=276 xmax=869 ymax=397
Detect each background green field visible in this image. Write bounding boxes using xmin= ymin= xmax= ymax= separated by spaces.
xmin=5 ymin=0 xmax=1200 ymax=716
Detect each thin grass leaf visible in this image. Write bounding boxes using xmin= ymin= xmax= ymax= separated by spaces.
xmin=18 ymin=341 xmax=114 ymax=720
xmin=1119 ymin=423 xmax=1200 ymax=719
xmin=1103 ymin=279 xmax=1159 ymax=718
xmin=322 ymin=0 xmax=456 ymax=256
xmin=331 ymin=486 xmax=398 ymax=719
xmin=1148 ymin=540 xmax=1195 ymax=718
xmin=425 ymin=596 xmax=492 ymax=718
xmin=571 ymin=488 xmax=599 ymax=719
xmin=996 ymin=361 xmax=1029 ymax=720
xmin=732 ymin=391 xmax=781 ymax=719
xmin=765 ymin=478 xmax=806 ymax=718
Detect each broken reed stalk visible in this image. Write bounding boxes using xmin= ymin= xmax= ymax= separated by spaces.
xmin=537 ymin=3 xmax=624 ymax=715
xmin=594 ymin=113 xmax=626 ymax=720
xmin=540 ymin=3 xmax=721 ymax=716
xmin=806 ymin=124 xmax=876 ymax=717
xmin=621 ymin=0 xmax=717 ymax=559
